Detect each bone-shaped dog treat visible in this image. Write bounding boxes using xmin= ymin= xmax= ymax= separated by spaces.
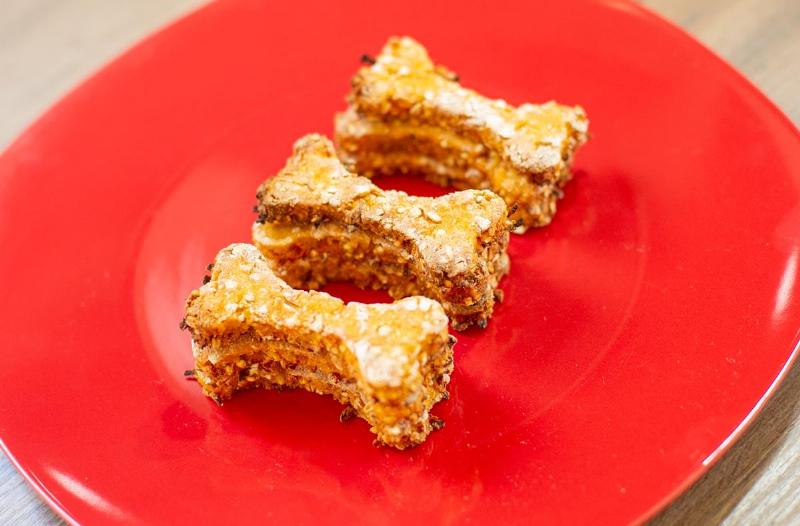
xmin=184 ymin=243 xmax=454 ymax=449
xmin=334 ymin=36 xmax=589 ymax=231
xmin=253 ymin=134 xmax=510 ymax=330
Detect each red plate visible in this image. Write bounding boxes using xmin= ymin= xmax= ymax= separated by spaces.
xmin=1 ymin=0 xmax=799 ymax=524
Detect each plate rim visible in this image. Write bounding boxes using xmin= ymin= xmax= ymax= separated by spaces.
xmin=1 ymin=1 xmax=799 ymax=524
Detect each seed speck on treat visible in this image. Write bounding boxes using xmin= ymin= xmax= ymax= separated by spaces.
xmin=424 ymin=209 xmax=442 ymax=223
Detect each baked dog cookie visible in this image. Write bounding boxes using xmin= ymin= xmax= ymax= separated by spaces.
xmin=335 ymin=36 xmax=589 ymax=231
xmin=183 ymin=243 xmax=454 ymax=449
xmin=253 ymin=134 xmax=510 ymax=330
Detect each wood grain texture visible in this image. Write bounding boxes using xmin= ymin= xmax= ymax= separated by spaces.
xmin=0 ymin=0 xmax=798 ymax=524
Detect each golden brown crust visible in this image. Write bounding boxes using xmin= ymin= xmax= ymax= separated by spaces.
xmin=184 ymin=243 xmax=453 ymax=449
xmin=335 ymin=36 xmax=589 ymax=231
xmin=253 ymin=134 xmax=510 ymax=330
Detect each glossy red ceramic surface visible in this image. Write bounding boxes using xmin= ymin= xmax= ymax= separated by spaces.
xmin=1 ymin=0 xmax=799 ymax=524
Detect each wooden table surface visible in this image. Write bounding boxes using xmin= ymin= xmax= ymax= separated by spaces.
xmin=1 ymin=1 xmax=798 ymax=524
